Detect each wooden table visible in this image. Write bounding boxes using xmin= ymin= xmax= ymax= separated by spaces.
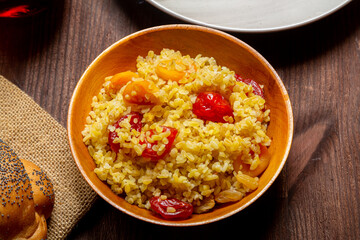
xmin=0 ymin=0 xmax=359 ymax=239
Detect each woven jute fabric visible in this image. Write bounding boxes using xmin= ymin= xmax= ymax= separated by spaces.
xmin=0 ymin=76 xmax=98 ymax=239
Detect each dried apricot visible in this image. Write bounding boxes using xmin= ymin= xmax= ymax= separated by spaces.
xmin=109 ymin=71 xmax=139 ymax=90
xmin=122 ymin=79 xmax=159 ymax=105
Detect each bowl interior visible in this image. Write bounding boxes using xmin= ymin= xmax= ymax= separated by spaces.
xmin=68 ymin=25 xmax=293 ymax=226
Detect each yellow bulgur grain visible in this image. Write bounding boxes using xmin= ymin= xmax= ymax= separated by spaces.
xmin=82 ymin=48 xmax=271 ymax=214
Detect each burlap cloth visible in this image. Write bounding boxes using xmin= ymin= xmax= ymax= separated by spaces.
xmin=0 ymin=75 xmax=98 ymax=239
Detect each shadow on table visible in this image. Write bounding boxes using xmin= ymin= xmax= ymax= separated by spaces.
xmin=114 ymin=0 xmax=182 ymax=30
xmin=235 ymin=0 xmax=360 ymax=71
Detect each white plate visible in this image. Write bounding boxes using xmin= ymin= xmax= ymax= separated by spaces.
xmin=146 ymin=0 xmax=352 ymax=33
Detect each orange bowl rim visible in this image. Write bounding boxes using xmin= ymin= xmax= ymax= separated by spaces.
xmin=67 ymin=24 xmax=294 ymax=226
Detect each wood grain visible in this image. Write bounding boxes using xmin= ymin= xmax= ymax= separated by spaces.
xmin=0 ymin=0 xmax=359 ymax=239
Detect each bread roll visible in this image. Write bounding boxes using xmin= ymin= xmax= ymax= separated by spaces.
xmin=0 ymin=140 xmax=54 ymax=240
xmin=21 ymin=159 xmax=55 ymax=220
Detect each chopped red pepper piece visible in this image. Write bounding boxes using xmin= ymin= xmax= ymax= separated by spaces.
xmin=108 ymin=112 xmax=142 ymax=152
xmin=150 ymin=196 xmax=193 ymax=220
xmin=140 ymin=126 xmax=178 ymax=161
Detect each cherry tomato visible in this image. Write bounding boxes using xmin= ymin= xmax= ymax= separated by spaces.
xmin=108 ymin=112 xmax=142 ymax=152
xmin=192 ymin=92 xmax=234 ymax=123
xmin=140 ymin=126 xmax=178 ymax=161
xmin=235 ymin=74 xmax=264 ymax=98
xmin=150 ymin=196 xmax=193 ymax=220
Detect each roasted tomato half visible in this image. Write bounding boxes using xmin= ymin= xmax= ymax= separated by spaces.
xmin=193 ymin=92 xmax=234 ymax=123
xmin=150 ymin=196 xmax=193 ymax=220
xmin=235 ymin=74 xmax=264 ymax=98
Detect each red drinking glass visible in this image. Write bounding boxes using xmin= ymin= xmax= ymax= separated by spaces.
xmin=0 ymin=0 xmax=48 ymax=18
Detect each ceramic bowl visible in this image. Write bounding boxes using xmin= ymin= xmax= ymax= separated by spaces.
xmin=67 ymin=24 xmax=293 ymax=226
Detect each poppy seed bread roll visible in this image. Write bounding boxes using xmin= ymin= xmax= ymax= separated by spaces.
xmin=21 ymin=159 xmax=55 ymax=220
xmin=0 ymin=140 xmax=54 ymax=240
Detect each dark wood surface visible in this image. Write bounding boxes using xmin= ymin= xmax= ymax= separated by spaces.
xmin=0 ymin=0 xmax=359 ymax=239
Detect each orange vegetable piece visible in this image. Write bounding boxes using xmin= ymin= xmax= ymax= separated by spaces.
xmin=233 ymin=145 xmax=271 ymax=177
xmin=155 ymin=60 xmax=196 ymax=82
xmin=122 ymin=79 xmax=159 ymax=105
xmin=156 ymin=65 xmax=185 ymax=82
xmin=109 ymin=71 xmax=139 ymax=90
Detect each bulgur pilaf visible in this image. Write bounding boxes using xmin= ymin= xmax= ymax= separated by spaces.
xmin=82 ymin=49 xmax=271 ymax=218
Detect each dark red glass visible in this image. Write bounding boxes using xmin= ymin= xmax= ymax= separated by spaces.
xmin=0 ymin=0 xmax=48 ymax=18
